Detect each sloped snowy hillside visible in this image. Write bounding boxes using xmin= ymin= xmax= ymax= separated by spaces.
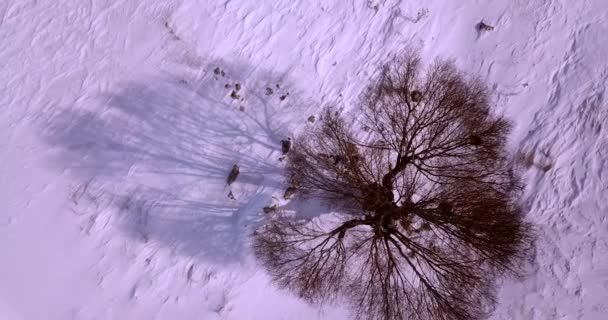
xmin=1 ymin=0 xmax=607 ymax=319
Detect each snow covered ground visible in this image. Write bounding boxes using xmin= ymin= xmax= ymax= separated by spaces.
xmin=1 ymin=0 xmax=607 ymax=319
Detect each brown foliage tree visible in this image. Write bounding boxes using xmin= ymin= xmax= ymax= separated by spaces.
xmin=254 ymin=51 xmax=533 ymax=320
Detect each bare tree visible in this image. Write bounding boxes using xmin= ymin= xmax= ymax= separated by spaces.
xmin=254 ymin=51 xmax=533 ymax=320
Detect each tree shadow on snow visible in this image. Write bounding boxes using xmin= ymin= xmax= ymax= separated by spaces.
xmin=39 ymin=60 xmax=320 ymax=265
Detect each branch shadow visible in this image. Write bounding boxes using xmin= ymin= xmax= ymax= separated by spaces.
xmin=39 ymin=59 xmax=318 ymax=265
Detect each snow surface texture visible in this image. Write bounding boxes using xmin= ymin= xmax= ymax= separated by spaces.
xmin=1 ymin=0 xmax=607 ymax=319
